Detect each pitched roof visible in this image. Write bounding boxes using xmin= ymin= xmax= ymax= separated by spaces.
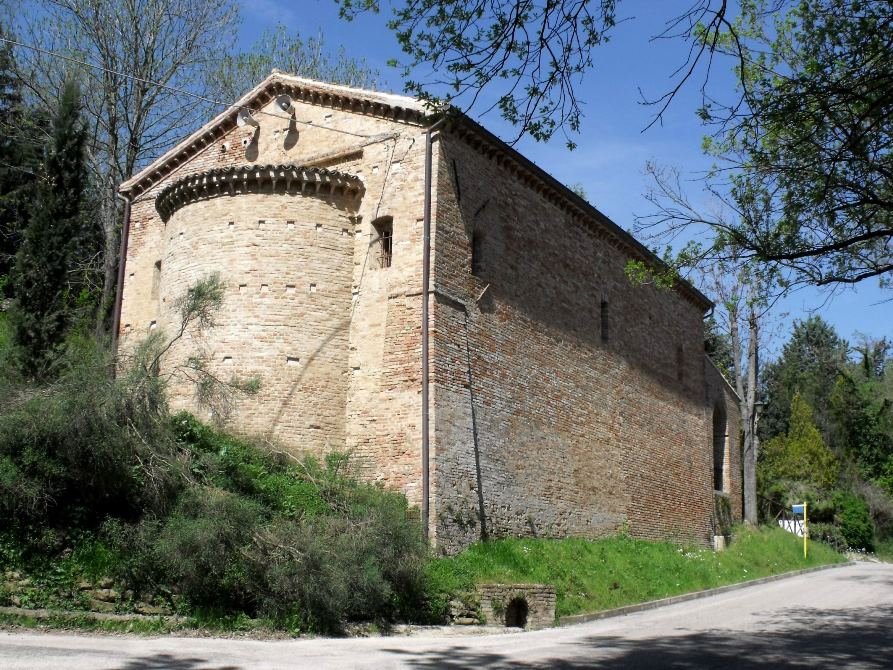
xmin=119 ymin=72 xmax=430 ymax=196
xmin=120 ymin=72 xmax=712 ymax=311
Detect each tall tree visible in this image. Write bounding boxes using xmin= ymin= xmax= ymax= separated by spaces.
xmin=8 ymin=0 xmax=239 ymax=334
xmin=10 ymin=79 xmax=92 ymax=378
xmin=829 ymin=336 xmax=893 ymax=491
xmin=207 ymin=24 xmax=378 ymax=103
xmin=759 ymin=392 xmax=840 ymax=493
xmin=0 ymin=30 xmax=42 ymax=297
xmin=760 ymin=316 xmax=849 ymax=442
xmin=699 ymin=256 xmax=771 ymax=524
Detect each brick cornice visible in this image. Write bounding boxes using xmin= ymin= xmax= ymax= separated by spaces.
xmin=155 ymin=164 xmax=364 ymax=222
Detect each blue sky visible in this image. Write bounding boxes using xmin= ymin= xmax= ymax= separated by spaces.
xmin=238 ymin=0 xmax=892 ymax=351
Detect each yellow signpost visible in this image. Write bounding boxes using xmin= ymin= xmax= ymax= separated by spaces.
xmin=793 ymin=502 xmax=809 ymax=558
xmin=803 ymin=502 xmax=809 ymax=559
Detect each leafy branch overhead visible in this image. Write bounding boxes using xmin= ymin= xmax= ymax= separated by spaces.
xmin=337 ymin=0 xmax=620 ymax=149
xmin=638 ymin=0 xmax=893 ymax=290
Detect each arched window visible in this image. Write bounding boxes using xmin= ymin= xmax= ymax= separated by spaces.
xmin=713 ymin=404 xmax=727 ymax=492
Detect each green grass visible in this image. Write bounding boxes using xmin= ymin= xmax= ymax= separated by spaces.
xmin=876 ymin=538 xmax=893 ymax=562
xmin=0 ymin=610 xmax=305 ymax=636
xmin=0 ymin=612 xmax=176 ymax=634
xmin=427 ymin=525 xmax=845 ymax=618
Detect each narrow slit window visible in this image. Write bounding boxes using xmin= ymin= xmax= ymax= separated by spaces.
xmin=600 ymin=300 xmax=609 ymax=343
xmin=373 ymin=217 xmax=393 ymax=269
xmin=471 ymin=231 xmax=485 ymax=276
xmin=676 ymin=344 xmax=685 ymax=381
xmin=151 ymin=260 xmax=162 ymax=301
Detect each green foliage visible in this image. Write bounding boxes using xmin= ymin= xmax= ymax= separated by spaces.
xmin=758 ymin=318 xmax=893 ymax=552
xmin=759 ymin=393 xmax=839 ymax=491
xmin=877 ymin=538 xmax=893 ymax=562
xmin=832 ymin=491 xmax=874 ymax=552
xmin=151 ymin=487 xmax=263 ymax=611
xmin=760 ymin=316 xmax=848 ymax=441
xmin=111 ymin=423 xmax=429 ymax=631
xmin=827 ymin=337 xmax=893 ymax=495
xmin=719 ymin=0 xmax=893 ymax=287
xmin=9 ymin=79 xmax=101 ymax=378
xmin=0 ymin=33 xmax=42 ymax=298
xmin=428 ymin=526 xmax=843 ymax=619
xmin=638 ymin=2 xmax=893 ymax=291
xmin=337 ymin=0 xmax=618 ymax=149
xmin=0 ymin=340 xmax=181 ymax=554
xmin=0 ymin=268 xmax=428 ymax=630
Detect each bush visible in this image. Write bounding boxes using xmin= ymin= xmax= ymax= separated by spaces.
xmin=246 ymin=493 xmax=428 ymax=631
xmin=833 ymin=491 xmax=874 ymax=551
xmin=0 ymin=340 xmax=181 ymax=554
xmin=151 ymin=487 xmax=264 ymax=611
xmin=98 ymin=423 xmax=431 ymax=630
xmin=0 ymin=310 xmax=431 ymax=629
xmin=809 ymin=522 xmax=847 ymax=551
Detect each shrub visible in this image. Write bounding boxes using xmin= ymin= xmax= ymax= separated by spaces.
xmin=853 ymin=479 xmax=893 ymax=542
xmin=245 ymin=487 xmax=428 ymax=631
xmin=100 ymin=423 xmax=431 ymax=629
xmin=150 ymin=487 xmax=264 ymax=611
xmin=833 ymin=491 xmax=874 ymax=551
xmin=0 ymin=341 xmax=181 ymax=554
xmin=809 ymin=522 xmax=847 ymax=551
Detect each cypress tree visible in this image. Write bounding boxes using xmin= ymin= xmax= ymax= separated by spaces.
xmin=0 ymin=33 xmax=41 ymax=298
xmin=11 ymin=79 xmax=89 ymax=378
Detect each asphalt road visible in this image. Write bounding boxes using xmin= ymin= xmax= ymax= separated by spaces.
xmin=1 ymin=561 xmax=891 ymax=669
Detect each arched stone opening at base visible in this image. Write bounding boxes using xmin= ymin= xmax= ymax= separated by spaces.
xmin=505 ymin=596 xmax=529 ymax=628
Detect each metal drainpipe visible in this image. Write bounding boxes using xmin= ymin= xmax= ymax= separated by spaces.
xmin=421 ymin=115 xmax=447 ymax=541
xmin=110 ymin=191 xmax=132 ymax=363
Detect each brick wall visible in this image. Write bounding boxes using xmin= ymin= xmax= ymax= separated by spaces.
xmin=430 ymin=130 xmax=736 ymax=552
xmin=119 ymin=77 xmax=742 ymax=550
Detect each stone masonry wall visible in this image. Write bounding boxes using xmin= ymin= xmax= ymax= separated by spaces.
xmin=430 ymin=131 xmax=726 ymax=553
xmin=119 ymin=90 xmax=430 ymax=500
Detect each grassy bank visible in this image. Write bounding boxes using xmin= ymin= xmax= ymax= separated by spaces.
xmin=427 ymin=526 xmax=844 ymax=618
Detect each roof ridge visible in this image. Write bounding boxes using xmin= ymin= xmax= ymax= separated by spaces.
xmin=120 ymin=73 xmax=430 ymax=196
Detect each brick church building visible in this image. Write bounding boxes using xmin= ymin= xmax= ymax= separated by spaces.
xmin=117 ymin=73 xmax=741 ymax=553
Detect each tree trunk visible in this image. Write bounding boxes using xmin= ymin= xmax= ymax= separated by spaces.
xmin=741 ymin=308 xmax=759 ymax=524
xmin=94 ymin=171 xmax=119 ymax=341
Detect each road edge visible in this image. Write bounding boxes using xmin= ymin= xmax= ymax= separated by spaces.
xmin=557 ymin=560 xmax=855 ymax=627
